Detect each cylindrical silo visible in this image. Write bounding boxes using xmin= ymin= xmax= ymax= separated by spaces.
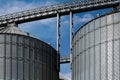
xmin=0 ymin=24 xmax=59 ymax=80
xmin=72 ymin=11 xmax=120 ymax=80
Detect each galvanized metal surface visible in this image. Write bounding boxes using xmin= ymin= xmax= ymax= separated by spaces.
xmin=72 ymin=11 xmax=120 ymax=80
xmin=0 ymin=0 xmax=119 ymax=80
xmin=70 ymin=11 xmax=74 ymax=65
xmin=0 ymin=23 xmax=28 ymax=36
xmin=0 ymin=28 xmax=59 ymax=80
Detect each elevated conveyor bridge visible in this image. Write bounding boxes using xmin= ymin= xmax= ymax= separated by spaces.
xmin=0 ymin=0 xmax=119 ymax=26
xmin=60 ymin=55 xmax=70 ymax=64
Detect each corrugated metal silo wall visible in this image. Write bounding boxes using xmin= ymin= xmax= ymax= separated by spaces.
xmin=72 ymin=11 xmax=120 ymax=80
xmin=0 ymin=33 xmax=59 ymax=80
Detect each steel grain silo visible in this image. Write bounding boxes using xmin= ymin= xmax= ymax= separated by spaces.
xmin=72 ymin=11 xmax=120 ymax=80
xmin=0 ymin=24 xmax=59 ymax=80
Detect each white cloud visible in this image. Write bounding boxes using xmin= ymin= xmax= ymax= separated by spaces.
xmin=60 ymin=72 xmax=71 ymax=80
xmin=74 ymin=14 xmax=94 ymax=25
xmin=19 ymin=18 xmax=57 ymax=35
xmin=44 ymin=1 xmax=58 ymax=6
xmin=0 ymin=1 xmax=35 ymax=15
xmin=0 ymin=0 xmax=58 ymax=15
xmin=39 ymin=18 xmax=56 ymax=27
xmin=64 ymin=72 xmax=71 ymax=80
xmin=0 ymin=0 xmax=58 ymax=32
xmin=61 ymin=16 xmax=70 ymax=26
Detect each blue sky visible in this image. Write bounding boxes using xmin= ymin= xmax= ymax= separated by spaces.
xmin=0 ymin=0 xmax=113 ymax=80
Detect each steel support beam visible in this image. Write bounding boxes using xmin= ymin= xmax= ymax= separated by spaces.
xmin=57 ymin=13 xmax=60 ymax=70
xmin=60 ymin=56 xmax=70 ymax=64
xmin=70 ymin=11 xmax=73 ymax=64
xmin=57 ymin=13 xmax=60 ymax=54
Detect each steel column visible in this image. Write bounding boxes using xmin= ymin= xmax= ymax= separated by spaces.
xmin=70 ymin=11 xmax=73 ymax=63
xmin=57 ymin=13 xmax=60 ymax=71
xmin=57 ymin=13 xmax=60 ymax=54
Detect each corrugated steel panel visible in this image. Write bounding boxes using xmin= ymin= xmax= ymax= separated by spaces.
xmin=0 ymin=33 xmax=59 ymax=80
xmin=72 ymin=11 xmax=120 ymax=80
